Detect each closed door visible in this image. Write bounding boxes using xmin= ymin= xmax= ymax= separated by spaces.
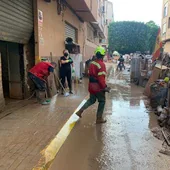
xmin=8 ymin=43 xmax=23 ymax=99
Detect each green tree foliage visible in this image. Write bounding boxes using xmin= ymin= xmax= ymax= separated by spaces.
xmin=108 ymin=21 xmax=159 ymax=54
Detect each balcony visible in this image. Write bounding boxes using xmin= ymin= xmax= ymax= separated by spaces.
xmin=91 ymin=22 xmax=105 ymax=39
xmin=66 ymin=0 xmax=97 ymax=22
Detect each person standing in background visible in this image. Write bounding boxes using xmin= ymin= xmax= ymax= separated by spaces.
xmin=60 ymin=50 xmax=73 ymax=94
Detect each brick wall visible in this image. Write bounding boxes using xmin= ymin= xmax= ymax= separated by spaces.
xmin=164 ymin=41 xmax=170 ymax=52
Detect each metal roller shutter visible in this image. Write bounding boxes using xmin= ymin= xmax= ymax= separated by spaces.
xmin=0 ymin=0 xmax=33 ymax=44
xmin=65 ymin=22 xmax=77 ymax=43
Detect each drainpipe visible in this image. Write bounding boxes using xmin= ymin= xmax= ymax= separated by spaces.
xmin=33 ymin=0 xmax=40 ymax=64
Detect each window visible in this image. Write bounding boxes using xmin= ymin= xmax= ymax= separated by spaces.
xmin=163 ymin=23 xmax=167 ymax=35
xmin=87 ymin=24 xmax=95 ymax=42
xmin=164 ymin=3 xmax=168 ymax=17
xmin=65 ymin=22 xmax=78 ymax=43
xmin=105 ymin=19 xmax=108 ymax=25
xmin=101 ymin=39 xmax=106 ymax=43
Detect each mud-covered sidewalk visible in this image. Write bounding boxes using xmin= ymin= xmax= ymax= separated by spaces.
xmin=0 ymin=78 xmax=90 ymax=170
xmin=0 ymin=63 xmax=170 ymax=170
xmin=49 ymin=66 xmax=170 ymax=170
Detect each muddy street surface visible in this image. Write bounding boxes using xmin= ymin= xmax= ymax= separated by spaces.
xmin=50 ymin=66 xmax=170 ymax=170
xmin=0 ymin=83 xmax=88 ymax=170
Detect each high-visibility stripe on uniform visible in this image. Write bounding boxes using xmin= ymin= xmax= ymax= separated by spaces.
xmin=98 ymin=71 xmax=106 ymax=76
xmin=91 ymin=61 xmax=101 ymax=69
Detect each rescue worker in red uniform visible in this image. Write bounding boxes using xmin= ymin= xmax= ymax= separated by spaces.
xmin=76 ymin=46 xmax=110 ymax=124
xmin=28 ymin=61 xmax=57 ymax=105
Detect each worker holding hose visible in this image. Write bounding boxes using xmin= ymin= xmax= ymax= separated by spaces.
xmin=76 ymin=46 xmax=111 ymax=124
xmin=28 ymin=61 xmax=57 ymax=105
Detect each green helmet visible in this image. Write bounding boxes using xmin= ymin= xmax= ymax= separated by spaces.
xmin=95 ymin=46 xmax=106 ymax=56
xmin=164 ymin=77 xmax=169 ymax=83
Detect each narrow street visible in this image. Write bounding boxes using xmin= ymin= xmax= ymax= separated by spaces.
xmin=49 ymin=65 xmax=170 ymax=170
xmin=0 ymin=0 xmax=167 ymax=169
xmin=0 ymin=64 xmax=170 ymax=170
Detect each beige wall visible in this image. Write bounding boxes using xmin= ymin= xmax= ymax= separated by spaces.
xmin=84 ymin=22 xmax=99 ymax=61
xmin=162 ymin=0 xmax=170 ymax=52
xmin=36 ymin=0 xmax=85 ymax=60
xmin=164 ymin=41 xmax=170 ymax=52
xmin=84 ymin=0 xmax=98 ymax=21
xmin=162 ymin=0 xmax=170 ymax=41
xmin=35 ymin=0 xmax=102 ymax=63
xmin=84 ymin=40 xmax=98 ymax=61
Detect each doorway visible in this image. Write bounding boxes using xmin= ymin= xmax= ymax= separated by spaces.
xmin=0 ymin=41 xmax=24 ymax=100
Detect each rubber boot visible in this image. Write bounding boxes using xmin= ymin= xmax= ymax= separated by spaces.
xmin=36 ymin=90 xmax=41 ymax=103
xmin=75 ymin=110 xmax=84 ymax=118
xmin=36 ymin=90 xmax=50 ymax=105
xmin=96 ymin=117 xmax=107 ymax=124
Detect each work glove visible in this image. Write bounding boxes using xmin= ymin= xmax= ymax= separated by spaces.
xmin=72 ymin=67 xmax=75 ymax=78
xmin=103 ymin=86 xmax=111 ymax=93
xmin=72 ymin=68 xmax=75 ymax=74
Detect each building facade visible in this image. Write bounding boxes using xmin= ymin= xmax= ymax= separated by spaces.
xmin=0 ymin=0 xmax=34 ymax=110
xmin=101 ymin=0 xmax=114 ymax=49
xmin=0 ymin=0 xmax=110 ymax=110
xmin=162 ymin=0 xmax=170 ymax=52
xmin=84 ymin=0 xmax=106 ymax=61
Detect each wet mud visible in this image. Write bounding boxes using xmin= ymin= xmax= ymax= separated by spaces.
xmin=50 ymin=65 xmax=170 ymax=170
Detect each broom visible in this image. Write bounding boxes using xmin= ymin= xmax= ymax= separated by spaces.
xmin=54 ymin=74 xmax=70 ymax=97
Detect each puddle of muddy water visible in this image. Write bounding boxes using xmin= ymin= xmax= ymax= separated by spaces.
xmin=50 ymin=68 xmax=170 ymax=170
xmin=94 ymin=69 xmax=169 ymax=170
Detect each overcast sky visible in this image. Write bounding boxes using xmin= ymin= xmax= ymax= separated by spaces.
xmin=110 ymin=0 xmax=162 ymax=26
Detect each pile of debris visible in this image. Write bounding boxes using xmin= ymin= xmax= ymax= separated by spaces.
xmin=144 ymin=53 xmax=170 ymax=128
xmin=130 ymin=53 xmax=152 ymax=87
xmin=152 ymin=127 xmax=170 ymax=156
xmin=159 ymin=52 xmax=170 ymax=67
xmin=144 ymin=53 xmax=170 ymax=155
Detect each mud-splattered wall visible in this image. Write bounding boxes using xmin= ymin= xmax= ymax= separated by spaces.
xmin=23 ymin=35 xmax=35 ymax=98
xmin=0 ymin=56 xmax=5 ymax=111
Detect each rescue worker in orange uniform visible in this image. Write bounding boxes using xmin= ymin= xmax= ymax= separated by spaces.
xmin=76 ymin=46 xmax=110 ymax=124
xmin=28 ymin=61 xmax=57 ymax=105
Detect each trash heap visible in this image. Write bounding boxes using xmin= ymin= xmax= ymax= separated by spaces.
xmin=130 ymin=53 xmax=152 ymax=87
xmin=144 ymin=53 xmax=170 ymax=128
xmin=150 ymin=80 xmax=169 ymax=127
